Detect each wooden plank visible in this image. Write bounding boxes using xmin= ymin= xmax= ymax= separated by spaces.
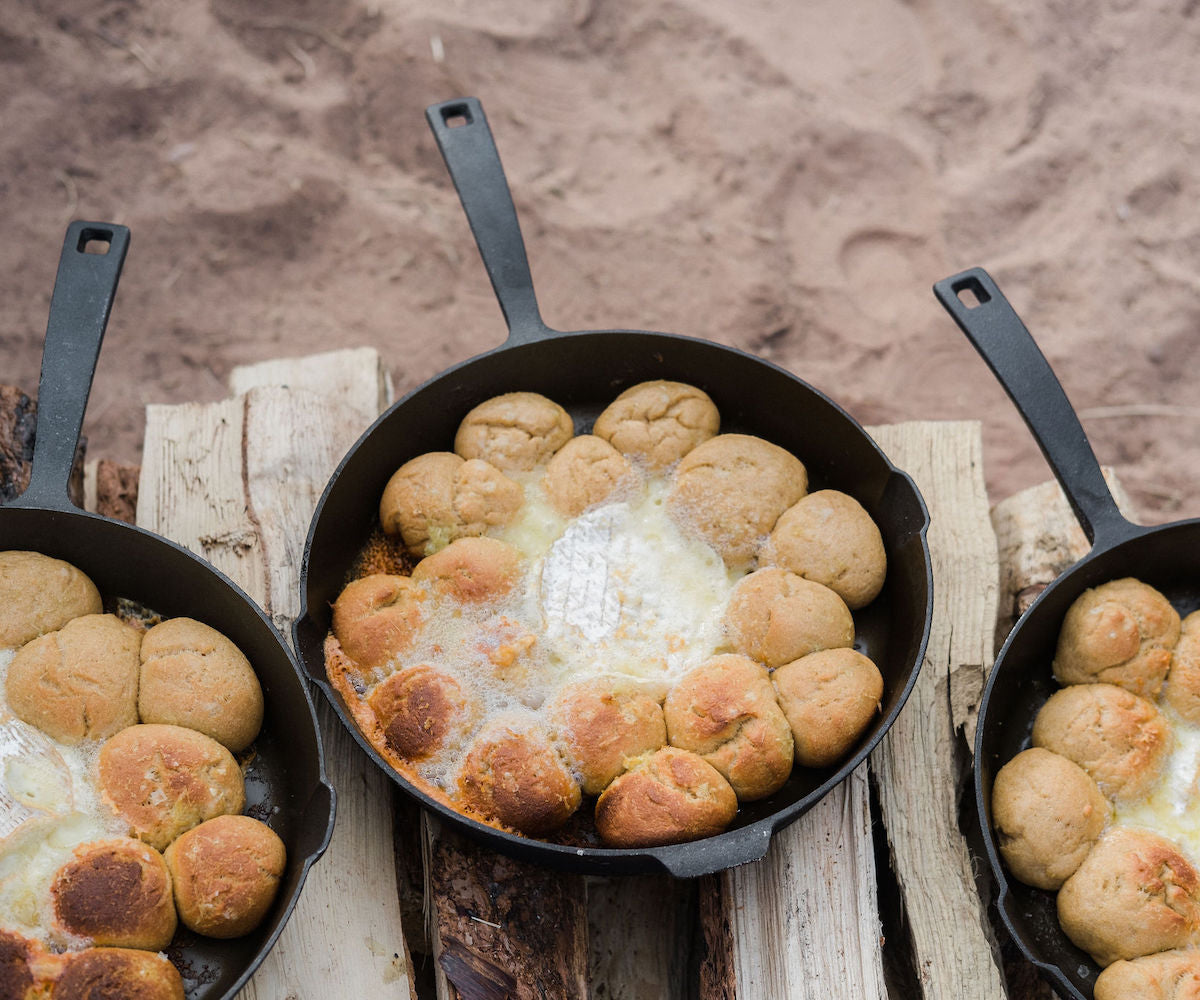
xmin=868 ymin=420 xmax=1007 ymax=999
xmin=137 ymin=348 xmax=418 ymax=999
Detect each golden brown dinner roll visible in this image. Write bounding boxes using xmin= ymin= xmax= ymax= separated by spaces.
xmin=759 ymin=489 xmax=887 ymax=610
xmin=1164 ymin=610 xmax=1200 ymax=724
xmin=772 ymin=647 xmax=884 ymax=768
xmin=1053 ymin=577 xmax=1181 ymax=697
xmin=5 ymin=613 xmax=139 ymax=744
xmin=591 ymin=380 xmax=720 ymax=470
xmin=0 ymin=550 xmax=101 ymax=650
xmin=541 ymin=435 xmax=637 ymax=518
xmin=0 ymin=928 xmax=53 ymax=1000
xmin=164 ymin=814 xmax=286 ymax=939
xmin=379 ymin=451 xmax=524 ymax=557
xmin=991 ymin=747 xmax=1111 ymax=890
xmin=456 ymin=718 xmax=582 ymax=835
xmin=1058 ymin=827 xmax=1200 ymax=966
xmin=51 ymin=838 xmax=177 ymax=951
xmin=664 ymin=654 xmax=794 ymax=800
xmin=668 ymin=433 xmax=807 ymax=570
xmin=545 ymin=675 xmax=667 ymax=795
xmin=722 ymin=567 xmax=854 ymax=668
xmin=594 ymin=747 xmax=738 ymax=847
xmin=367 ymin=664 xmax=479 ymax=761
xmin=55 ymin=947 xmax=185 ymax=1000
xmin=1095 ymin=948 xmax=1200 ymax=1000
xmin=454 ymin=392 xmax=574 ymax=472
xmin=138 ymin=617 xmax=264 ymax=752
xmin=98 ymin=724 xmax=245 ymax=852
xmin=330 ymin=573 xmax=426 ymax=670
xmin=1031 ymin=683 xmax=1170 ymax=802
xmin=410 ymin=536 xmax=524 ymax=604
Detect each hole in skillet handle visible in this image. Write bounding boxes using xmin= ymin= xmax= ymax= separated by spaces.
xmin=952 ymin=273 xmax=991 ymax=309
xmin=77 ymin=228 xmax=114 ymax=255
xmin=441 ymin=102 xmax=474 ymax=128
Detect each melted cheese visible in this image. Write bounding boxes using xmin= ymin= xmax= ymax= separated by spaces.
xmin=1114 ymin=714 xmax=1200 ymax=859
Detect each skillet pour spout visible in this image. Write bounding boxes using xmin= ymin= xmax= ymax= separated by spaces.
xmin=935 ymin=266 xmax=1200 ymax=1000
xmin=294 ymin=99 xmax=933 ymax=878
xmin=2 ymin=221 xmax=336 ymax=1000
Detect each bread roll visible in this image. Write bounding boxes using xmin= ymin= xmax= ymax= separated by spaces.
xmin=0 ymin=928 xmax=55 ymax=1000
xmin=164 ymin=814 xmax=286 ymax=939
xmin=1031 ymin=683 xmax=1170 ymax=802
xmin=1058 ymin=827 xmax=1200 ymax=966
xmin=0 ymin=551 xmax=101 ymax=650
xmin=664 ymin=654 xmax=793 ymax=800
xmin=772 ymin=647 xmax=883 ymax=768
xmin=1053 ymin=577 xmax=1180 ymax=697
xmin=454 ymin=392 xmax=573 ymax=471
xmin=667 ymin=434 xmax=807 ymax=570
xmin=759 ymin=489 xmax=887 ymax=610
xmin=722 ymin=567 xmax=854 ymax=668
xmin=595 ymin=747 xmax=738 ymax=847
xmin=55 ymin=947 xmax=184 ymax=1000
xmin=1094 ymin=948 xmax=1200 ymax=1000
xmin=379 ymin=451 xmax=523 ymax=557
xmin=331 ymin=573 xmax=426 ymax=670
xmin=51 ymin=838 xmax=177 ymax=951
xmin=591 ymin=380 xmax=719 ymax=470
xmin=139 ymin=617 xmax=264 ymax=752
xmin=98 ymin=723 xmax=245 ymax=851
xmin=5 ymin=613 xmax=139 ymax=744
xmin=541 ymin=435 xmax=637 ymax=518
xmin=546 ymin=676 xmax=667 ymax=795
xmin=1164 ymin=610 xmax=1200 ymax=724
xmin=991 ymin=747 xmax=1111 ymax=890
xmin=367 ymin=664 xmax=478 ymax=761
xmin=410 ymin=536 xmax=524 ymax=604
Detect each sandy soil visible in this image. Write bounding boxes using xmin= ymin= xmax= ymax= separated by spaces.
xmin=3 ymin=0 xmax=1200 ymax=526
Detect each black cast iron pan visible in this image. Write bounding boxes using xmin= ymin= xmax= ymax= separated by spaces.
xmin=294 ymin=97 xmax=933 ymax=878
xmin=2 ymin=222 xmax=336 ymax=998
xmin=935 ymin=267 xmax=1200 ymax=999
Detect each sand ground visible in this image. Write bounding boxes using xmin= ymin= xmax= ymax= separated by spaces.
xmin=4 ymin=0 xmax=1200 ymax=525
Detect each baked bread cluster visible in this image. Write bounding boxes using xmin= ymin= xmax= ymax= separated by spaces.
xmin=992 ymin=576 xmax=1200 ymax=980
xmin=0 ymin=551 xmax=284 ymax=994
xmin=326 ymin=380 xmax=889 ymax=848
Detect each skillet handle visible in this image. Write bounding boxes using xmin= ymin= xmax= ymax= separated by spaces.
xmin=426 ymin=97 xmax=553 ymax=345
xmin=933 ymin=267 xmax=1134 ymax=550
xmin=9 ymin=222 xmax=130 ymax=513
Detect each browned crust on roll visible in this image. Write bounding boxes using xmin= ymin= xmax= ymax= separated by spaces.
xmin=54 ymin=947 xmax=184 ymax=1000
xmin=663 ymin=654 xmax=794 ymax=800
xmin=1053 ymin=577 xmax=1181 ymax=697
xmin=51 ymin=839 xmax=177 ymax=952
xmin=138 ymin=617 xmax=264 ymax=753
xmin=0 ymin=929 xmax=38 ymax=1000
xmin=98 ymin=724 xmax=246 ymax=852
xmin=367 ymin=664 xmax=478 ymax=761
xmin=456 ymin=720 xmax=582 ymax=835
xmin=164 ymin=815 xmax=285 ymax=939
xmin=330 ymin=573 xmax=426 ymax=670
xmin=1058 ymin=827 xmax=1200 ymax=966
xmin=595 ymin=746 xmax=738 ymax=847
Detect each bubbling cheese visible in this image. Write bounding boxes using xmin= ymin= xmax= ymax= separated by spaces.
xmin=1113 ymin=713 xmax=1200 ymax=860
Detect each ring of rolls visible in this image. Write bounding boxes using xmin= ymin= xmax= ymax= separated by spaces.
xmin=990 ymin=577 xmax=1200 ymax=997
xmin=0 ymin=551 xmax=285 ymax=1000
xmin=325 ymin=379 xmax=890 ymax=849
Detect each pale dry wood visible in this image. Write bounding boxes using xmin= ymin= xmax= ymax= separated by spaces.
xmin=138 ymin=349 xmax=418 ymax=999
xmin=228 ymin=346 xmax=394 ymax=415
xmin=726 ymin=766 xmax=886 ymax=998
xmin=868 ymin=420 xmax=1007 ymax=999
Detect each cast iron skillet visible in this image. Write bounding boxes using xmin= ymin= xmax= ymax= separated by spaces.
xmin=2 ymin=222 xmax=336 ymax=998
xmin=294 ymin=97 xmax=933 ymax=878
xmin=935 ymin=267 xmax=1200 ymax=999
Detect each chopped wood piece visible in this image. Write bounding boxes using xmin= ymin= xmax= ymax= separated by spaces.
xmin=0 ymin=384 xmax=36 ymax=501
xmin=93 ymin=459 xmax=139 ymax=522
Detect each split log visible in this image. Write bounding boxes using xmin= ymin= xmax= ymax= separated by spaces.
xmin=136 ymin=348 xmax=418 ymax=999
